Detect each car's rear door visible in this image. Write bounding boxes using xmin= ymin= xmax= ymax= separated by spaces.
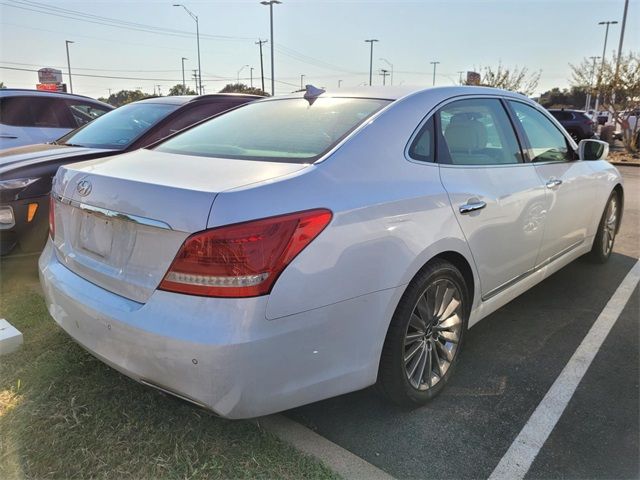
xmin=506 ymin=100 xmax=598 ymax=266
xmin=433 ymin=97 xmax=547 ymax=299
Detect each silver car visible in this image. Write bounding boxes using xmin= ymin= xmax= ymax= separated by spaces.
xmin=39 ymin=86 xmax=623 ymax=418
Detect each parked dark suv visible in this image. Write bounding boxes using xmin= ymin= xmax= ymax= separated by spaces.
xmin=547 ymin=109 xmax=596 ymax=141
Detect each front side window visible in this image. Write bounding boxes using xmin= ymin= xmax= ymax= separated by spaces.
xmin=66 ymin=101 xmax=111 ymax=127
xmin=155 ymin=97 xmax=390 ymax=163
xmin=437 ymin=98 xmax=522 ymax=166
xmin=57 ymin=102 xmax=178 ymax=149
xmin=509 ymin=101 xmax=573 ymax=163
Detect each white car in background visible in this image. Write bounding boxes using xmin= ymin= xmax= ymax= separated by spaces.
xmin=0 ymin=89 xmax=112 ymax=149
xmin=40 ymin=86 xmax=623 ymax=418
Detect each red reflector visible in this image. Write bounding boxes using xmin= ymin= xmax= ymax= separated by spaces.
xmin=48 ymin=195 xmax=55 ymax=240
xmin=159 ymin=209 xmax=332 ymax=297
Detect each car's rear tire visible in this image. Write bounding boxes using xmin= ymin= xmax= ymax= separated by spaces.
xmin=589 ymin=191 xmax=620 ymax=264
xmin=377 ymin=259 xmax=469 ymax=407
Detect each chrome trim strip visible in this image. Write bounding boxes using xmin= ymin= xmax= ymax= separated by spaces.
xmin=482 ymin=239 xmax=584 ymax=301
xmin=53 ymin=193 xmax=173 ymax=230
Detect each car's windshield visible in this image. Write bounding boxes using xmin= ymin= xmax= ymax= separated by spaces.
xmin=155 ymin=97 xmax=390 ymax=163
xmin=57 ymin=102 xmax=179 ymax=150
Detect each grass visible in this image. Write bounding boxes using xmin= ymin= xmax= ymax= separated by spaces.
xmin=0 ymin=255 xmax=338 ymax=480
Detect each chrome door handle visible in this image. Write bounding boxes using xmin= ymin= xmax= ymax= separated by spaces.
xmin=0 ymin=134 xmax=18 ymax=139
xmin=546 ymin=178 xmax=563 ymax=188
xmin=459 ymin=201 xmax=487 ymax=214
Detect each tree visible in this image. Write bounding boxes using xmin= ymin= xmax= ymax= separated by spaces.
xmin=538 ymin=86 xmax=588 ymax=109
xmin=464 ymin=64 xmax=541 ymax=96
xmin=219 ymin=83 xmax=269 ymax=96
xmin=571 ymin=52 xmax=640 ymax=152
xmin=0 ymin=81 xmax=5 ymax=89
xmin=99 ymin=90 xmax=156 ymax=107
xmin=168 ymin=84 xmax=197 ymax=96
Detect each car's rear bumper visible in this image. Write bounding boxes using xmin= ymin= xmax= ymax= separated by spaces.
xmin=0 ymin=194 xmax=49 ymax=256
xmin=39 ymin=240 xmax=399 ymax=418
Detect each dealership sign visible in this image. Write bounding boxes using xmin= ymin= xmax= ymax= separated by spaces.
xmin=38 ymin=68 xmax=63 ymax=85
xmin=466 ymin=71 xmax=481 ymax=86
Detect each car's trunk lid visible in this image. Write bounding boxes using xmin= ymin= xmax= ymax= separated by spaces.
xmin=52 ymin=149 xmax=308 ymax=303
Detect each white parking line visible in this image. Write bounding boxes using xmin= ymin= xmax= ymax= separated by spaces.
xmin=489 ymin=260 xmax=640 ymax=480
xmin=258 ymin=414 xmax=394 ymax=480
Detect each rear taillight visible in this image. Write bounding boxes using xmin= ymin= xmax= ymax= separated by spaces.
xmin=159 ymin=209 xmax=332 ymax=298
xmin=48 ymin=195 xmax=55 ymax=240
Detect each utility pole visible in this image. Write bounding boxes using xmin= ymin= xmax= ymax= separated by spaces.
xmin=192 ymin=69 xmax=199 ymax=91
xmin=613 ymin=0 xmax=629 ymax=105
xmin=181 ymin=57 xmax=188 ymax=90
xmin=65 ymin=40 xmax=74 ymax=93
xmin=156 ymin=85 xmax=162 ymax=96
xmin=364 ymin=39 xmax=379 ymax=86
xmin=430 ymin=61 xmax=440 ymax=86
xmin=173 ymin=4 xmax=202 ymax=94
xmin=594 ymin=20 xmax=618 ymax=115
xmin=379 ymin=69 xmax=390 ymax=86
xmin=260 ymin=1 xmax=281 ymax=96
xmin=108 ymin=88 xmax=112 ymax=96
xmin=256 ymin=39 xmax=268 ymax=93
xmin=380 ymin=57 xmax=393 ymax=85
xmin=250 ymin=67 xmax=254 ymax=87
xmin=457 ymin=70 xmax=465 ymax=84
xmin=338 ymin=79 xmax=342 ymax=88
xmin=256 ymin=39 xmax=268 ymax=92
xmin=300 ymin=74 xmax=305 ymax=90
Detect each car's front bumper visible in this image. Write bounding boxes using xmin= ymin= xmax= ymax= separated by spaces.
xmin=0 ymin=194 xmax=49 ymax=255
xmin=39 ymin=240 xmax=398 ymax=418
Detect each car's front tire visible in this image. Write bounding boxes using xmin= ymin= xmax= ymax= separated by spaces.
xmin=377 ymin=259 xmax=469 ymax=407
xmin=590 ymin=191 xmax=620 ymax=263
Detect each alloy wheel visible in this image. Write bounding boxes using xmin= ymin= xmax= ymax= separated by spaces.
xmin=403 ymin=278 xmax=463 ymax=391
xmin=602 ymin=197 xmax=618 ymax=256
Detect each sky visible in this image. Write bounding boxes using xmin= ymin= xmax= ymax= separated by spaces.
xmin=0 ymin=0 xmax=638 ymax=99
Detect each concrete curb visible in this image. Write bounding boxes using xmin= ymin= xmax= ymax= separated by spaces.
xmin=257 ymin=414 xmax=394 ymax=480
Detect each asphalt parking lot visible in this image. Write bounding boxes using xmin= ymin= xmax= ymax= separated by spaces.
xmin=287 ymin=165 xmax=639 ymax=479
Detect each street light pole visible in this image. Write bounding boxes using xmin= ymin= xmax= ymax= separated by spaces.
xmin=250 ymin=67 xmax=254 ymax=87
xmin=594 ymin=20 xmax=618 ymax=114
xmin=65 ymin=40 xmax=74 ymax=93
xmin=379 ymin=69 xmax=390 ymax=86
xmin=173 ymin=4 xmax=202 ymax=95
xmin=380 ymin=57 xmax=393 ymax=85
xmin=338 ymin=79 xmax=342 ymax=88
xmin=255 ymin=39 xmax=268 ymax=93
xmin=260 ymin=1 xmax=281 ymax=96
xmin=430 ymin=61 xmax=440 ymax=86
xmin=364 ymin=39 xmax=378 ymax=86
xmin=237 ymin=64 xmax=249 ymax=83
xmin=585 ymin=55 xmax=601 ymax=111
xmin=300 ymin=74 xmax=305 ymax=90
xmin=181 ymin=57 xmax=188 ymax=90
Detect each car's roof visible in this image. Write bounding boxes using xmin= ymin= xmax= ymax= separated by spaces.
xmin=0 ymin=88 xmax=112 ymax=106
xmin=269 ymin=85 xmax=530 ymax=102
xmin=136 ymin=93 xmax=264 ymax=106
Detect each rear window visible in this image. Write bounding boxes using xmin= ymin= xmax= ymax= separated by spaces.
xmin=155 ymin=97 xmax=390 ymax=163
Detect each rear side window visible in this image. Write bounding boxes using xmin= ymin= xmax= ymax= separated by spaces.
xmin=408 ymin=116 xmax=435 ymax=162
xmin=437 ymin=98 xmax=523 ymax=165
xmin=509 ymin=101 xmax=573 ymax=163
xmin=0 ymin=96 xmax=75 ymax=128
xmin=142 ymin=100 xmax=247 ymax=146
xmin=156 ymin=97 xmax=390 ymax=163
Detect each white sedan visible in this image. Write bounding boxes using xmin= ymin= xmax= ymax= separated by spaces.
xmin=39 ymin=86 xmax=623 ymax=418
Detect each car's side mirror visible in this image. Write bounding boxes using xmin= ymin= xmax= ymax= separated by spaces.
xmin=578 ymin=139 xmax=609 ymax=161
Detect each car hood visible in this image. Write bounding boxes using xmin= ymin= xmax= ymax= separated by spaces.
xmin=0 ymin=144 xmax=116 ymax=175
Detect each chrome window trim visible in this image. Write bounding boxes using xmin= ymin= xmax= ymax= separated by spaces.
xmin=404 ymin=93 xmax=530 ymax=167
xmin=53 ymin=193 xmax=173 ymax=231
